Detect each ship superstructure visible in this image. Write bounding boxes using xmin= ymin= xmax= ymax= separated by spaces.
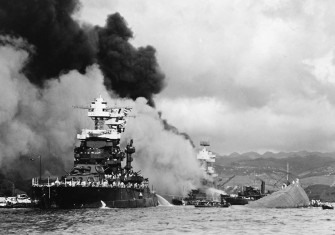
xmin=182 ymin=141 xmax=220 ymax=204
xmin=197 ymin=141 xmax=218 ymax=182
xmin=31 ymin=96 xmax=158 ymax=209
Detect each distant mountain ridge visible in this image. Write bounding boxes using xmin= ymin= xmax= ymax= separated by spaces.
xmin=216 ymin=151 xmax=335 ymax=170
xmin=221 ymin=151 xmax=335 ymax=160
xmin=214 ymin=151 xmax=335 ymax=191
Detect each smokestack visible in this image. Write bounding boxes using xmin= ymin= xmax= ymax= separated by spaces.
xmin=261 ymin=180 xmax=265 ymax=194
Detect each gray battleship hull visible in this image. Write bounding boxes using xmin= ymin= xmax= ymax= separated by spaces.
xmin=32 ymin=186 xmax=158 ymax=209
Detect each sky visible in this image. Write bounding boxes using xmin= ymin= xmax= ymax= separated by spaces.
xmin=78 ymin=0 xmax=335 ymax=154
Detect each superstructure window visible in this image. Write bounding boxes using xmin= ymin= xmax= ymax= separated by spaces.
xmin=86 ymin=140 xmax=107 ymax=148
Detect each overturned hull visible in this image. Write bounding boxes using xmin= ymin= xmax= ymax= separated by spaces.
xmin=247 ymin=183 xmax=309 ymax=208
xmin=32 ymin=186 xmax=158 ymax=209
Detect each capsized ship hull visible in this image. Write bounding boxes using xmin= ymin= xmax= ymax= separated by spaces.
xmin=33 ymin=186 xmax=158 ymax=209
xmin=247 ymin=183 xmax=309 ymax=208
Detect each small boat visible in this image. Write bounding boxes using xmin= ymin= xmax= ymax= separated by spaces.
xmin=171 ymin=198 xmax=184 ymax=205
xmin=223 ymin=195 xmax=249 ymax=205
xmin=194 ymin=200 xmax=230 ymax=208
xmin=0 ymin=195 xmax=33 ymax=208
xmin=322 ymin=204 xmax=334 ymax=210
xmin=310 ymin=199 xmax=322 ymax=207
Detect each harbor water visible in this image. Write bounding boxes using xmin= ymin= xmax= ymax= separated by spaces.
xmin=0 ymin=205 xmax=334 ymax=234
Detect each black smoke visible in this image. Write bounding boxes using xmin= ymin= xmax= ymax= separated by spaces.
xmin=0 ymin=0 xmax=165 ymax=105
xmin=97 ymin=13 xmax=165 ymax=106
xmin=158 ymin=111 xmax=195 ymax=148
xmin=0 ymin=0 xmax=95 ymax=86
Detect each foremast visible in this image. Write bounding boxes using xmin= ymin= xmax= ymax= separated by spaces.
xmin=197 ymin=141 xmax=218 ymax=185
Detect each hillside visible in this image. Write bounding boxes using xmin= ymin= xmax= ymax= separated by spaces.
xmin=215 ymin=151 xmax=335 ymax=178
xmin=214 ymin=151 xmax=335 ymax=201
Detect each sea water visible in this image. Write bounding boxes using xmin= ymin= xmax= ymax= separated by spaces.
xmin=0 ymin=206 xmax=334 ymax=234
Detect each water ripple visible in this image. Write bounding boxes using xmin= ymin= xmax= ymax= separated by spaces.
xmin=0 ymin=206 xmax=334 ymax=234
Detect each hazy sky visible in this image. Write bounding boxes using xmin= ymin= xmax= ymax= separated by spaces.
xmin=79 ymin=0 xmax=335 ymax=154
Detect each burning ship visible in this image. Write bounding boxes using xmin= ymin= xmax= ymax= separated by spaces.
xmin=197 ymin=141 xmax=218 ymax=187
xmin=182 ymin=141 xmax=220 ymax=204
xmin=31 ymin=96 xmax=158 ymax=209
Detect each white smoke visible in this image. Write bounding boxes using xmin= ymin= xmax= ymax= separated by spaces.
xmin=206 ymin=187 xmax=227 ymax=199
xmin=0 ymin=37 xmax=203 ymax=194
xmin=123 ymin=98 xmax=203 ymax=195
xmin=0 ymin=38 xmax=112 ymax=175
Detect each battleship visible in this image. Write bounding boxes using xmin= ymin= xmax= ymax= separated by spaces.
xmin=31 ymin=96 xmax=158 ymax=209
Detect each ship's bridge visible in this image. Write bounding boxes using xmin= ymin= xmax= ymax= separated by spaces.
xmin=88 ymin=96 xmax=111 ymax=119
xmin=197 ymin=147 xmax=216 ymax=162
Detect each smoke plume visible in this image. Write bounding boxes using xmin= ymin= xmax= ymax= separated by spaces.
xmin=0 ymin=0 xmax=95 ymax=86
xmin=0 ymin=0 xmax=200 ymax=195
xmin=0 ymin=0 xmax=165 ymax=106
xmin=96 ymin=13 xmax=166 ymax=107
xmin=124 ymin=98 xmax=202 ymax=195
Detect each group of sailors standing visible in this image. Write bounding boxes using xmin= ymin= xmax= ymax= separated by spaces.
xmin=32 ymin=173 xmax=148 ymax=189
